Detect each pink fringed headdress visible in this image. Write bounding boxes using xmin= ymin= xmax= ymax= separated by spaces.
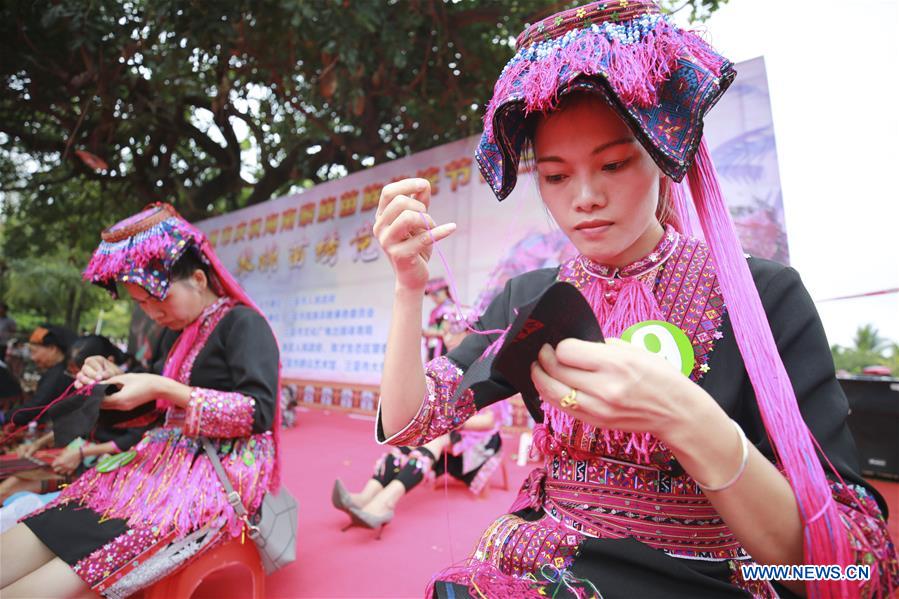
xmin=84 ymin=203 xmax=283 ymax=490
xmin=475 ymin=2 xmax=859 ymax=597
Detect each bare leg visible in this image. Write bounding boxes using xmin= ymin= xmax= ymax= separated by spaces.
xmin=421 ymin=434 xmax=451 ymax=460
xmin=0 ymin=557 xmax=96 ymax=598
xmin=361 ymin=434 xmax=452 ymax=516
xmin=0 ymin=523 xmax=55 ymax=588
xmin=360 ymin=479 xmax=406 ymax=517
xmin=349 ymin=479 xmax=384 ymax=507
xmin=0 ymin=475 xmax=42 ymax=503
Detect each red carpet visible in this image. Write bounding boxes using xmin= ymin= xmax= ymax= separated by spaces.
xmin=193 ymin=407 xmax=531 ymax=599
xmin=183 ymin=407 xmax=899 ymax=598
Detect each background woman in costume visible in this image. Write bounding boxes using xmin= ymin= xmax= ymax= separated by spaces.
xmin=2 ymin=325 xmax=75 ymax=428
xmin=0 ymin=203 xmax=280 ymax=599
xmin=332 ymin=401 xmax=508 ymax=535
xmin=422 ymin=277 xmax=454 ymax=360
xmin=373 ymin=2 xmax=897 ymax=598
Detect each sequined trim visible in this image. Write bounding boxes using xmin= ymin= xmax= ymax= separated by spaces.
xmin=184 ymin=388 xmax=255 ymax=438
xmin=578 ymin=225 xmax=679 ymax=279
xmin=379 ymin=355 xmax=477 ymax=447
xmin=473 ymin=513 xmax=582 ymax=577
xmin=73 ymin=527 xmax=165 ymax=587
xmin=176 ymin=297 xmax=233 ymax=384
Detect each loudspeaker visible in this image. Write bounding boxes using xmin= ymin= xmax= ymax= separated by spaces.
xmin=841 ymin=376 xmax=899 ymax=480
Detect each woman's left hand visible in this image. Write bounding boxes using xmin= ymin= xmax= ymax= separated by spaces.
xmin=531 ymin=338 xmax=714 ymax=441
xmin=101 ymin=373 xmax=165 ymax=411
xmin=52 ymin=447 xmax=82 ymax=475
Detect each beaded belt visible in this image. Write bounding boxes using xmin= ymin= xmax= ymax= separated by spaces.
xmin=542 ymin=455 xmax=748 ymax=560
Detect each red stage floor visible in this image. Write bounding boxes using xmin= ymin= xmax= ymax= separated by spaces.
xmin=194 ymin=407 xmax=530 ymax=599
xmin=187 ymin=408 xmax=898 ymax=599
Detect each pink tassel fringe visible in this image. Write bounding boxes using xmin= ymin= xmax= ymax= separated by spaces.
xmin=485 ymin=20 xmax=725 ymax=141
xmin=688 ymin=139 xmax=857 ymax=599
xmin=58 ymin=431 xmax=274 ymax=538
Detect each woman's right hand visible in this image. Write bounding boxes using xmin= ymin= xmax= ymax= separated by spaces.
xmin=74 ymin=356 xmax=123 ymax=389
xmin=17 ymin=442 xmax=38 ymax=458
xmin=373 ymin=178 xmax=456 ymax=292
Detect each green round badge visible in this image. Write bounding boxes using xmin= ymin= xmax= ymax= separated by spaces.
xmin=96 ymin=450 xmax=138 ymax=473
xmin=621 ymin=320 xmax=695 ymax=377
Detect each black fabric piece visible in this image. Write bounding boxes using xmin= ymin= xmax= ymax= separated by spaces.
xmin=25 ymin=504 xmax=128 ymax=566
xmin=47 ymin=388 xmax=104 ymax=447
xmin=492 ymin=281 xmax=603 ymax=404
xmin=449 ymin=281 xmax=602 ymax=423
xmin=446 ymin=268 xmax=560 ymax=422
xmin=47 ymin=384 xmax=159 ymax=450
xmin=568 ymin=537 xmax=750 ymax=598
xmin=8 ymin=362 xmax=72 ymax=425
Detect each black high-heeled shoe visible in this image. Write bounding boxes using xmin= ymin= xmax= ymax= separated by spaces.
xmin=346 ymin=505 xmax=394 ymax=540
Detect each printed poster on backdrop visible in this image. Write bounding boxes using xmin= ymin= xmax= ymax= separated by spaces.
xmin=194 ymin=56 xmax=786 ymax=413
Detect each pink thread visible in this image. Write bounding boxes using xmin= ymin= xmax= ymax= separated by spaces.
xmin=442 ymin=449 xmax=456 ymax=565
xmin=688 ymin=139 xmax=855 ymax=598
xmin=426 ymin=558 xmax=543 ymax=599
xmin=1 ymin=380 xmax=88 ymax=444
xmin=419 ymin=212 xmax=507 ymax=337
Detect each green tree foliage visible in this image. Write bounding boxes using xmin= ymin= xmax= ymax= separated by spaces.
xmin=0 ymin=0 xmax=727 ymax=332
xmin=831 ymin=324 xmax=899 ymax=376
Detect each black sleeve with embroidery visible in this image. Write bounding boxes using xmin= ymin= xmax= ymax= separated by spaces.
xmin=376 ymin=268 xmax=558 ymax=446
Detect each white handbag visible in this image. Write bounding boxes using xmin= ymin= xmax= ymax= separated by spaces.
xmin=202 ymin=438 xmax=298 ymax=574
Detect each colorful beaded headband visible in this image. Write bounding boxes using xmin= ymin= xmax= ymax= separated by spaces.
xmin=83 ymin=203 xmax=207 ymax=299
xmin=475 ymin=0 xmax=735 ymax=200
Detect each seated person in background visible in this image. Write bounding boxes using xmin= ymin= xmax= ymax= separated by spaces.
xmin=0 ymin=359 xmax=22 ymax=412
xmin=1 ymin=335 xmax=158 ymax=502
xmin=3 ymin=325 xmax=75 ymax=428
xmin=332 ymin=401 xmax=508 ymax=536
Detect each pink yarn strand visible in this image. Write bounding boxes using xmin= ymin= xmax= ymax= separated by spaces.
xmin=688 ymin=139 xmax=855 ymax=599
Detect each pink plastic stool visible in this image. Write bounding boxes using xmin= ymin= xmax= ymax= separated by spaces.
xmin=143 ymin=536 xmax=265 ymax=599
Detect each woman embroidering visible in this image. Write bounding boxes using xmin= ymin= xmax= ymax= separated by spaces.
xmin=373 ymin=2 xmax=898 ymax=597
xmin=0 ymin=203 xmax=281 ymax=598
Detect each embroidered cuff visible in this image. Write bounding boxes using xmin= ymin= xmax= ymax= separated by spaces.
xmin=376 ymin=356 xmax=477 ymax=447
xmin=184 ymin=387 xmax=255 ymax=438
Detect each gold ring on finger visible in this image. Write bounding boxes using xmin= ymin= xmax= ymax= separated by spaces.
xmin=560 ymin=388 xmax=579 ymax=410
